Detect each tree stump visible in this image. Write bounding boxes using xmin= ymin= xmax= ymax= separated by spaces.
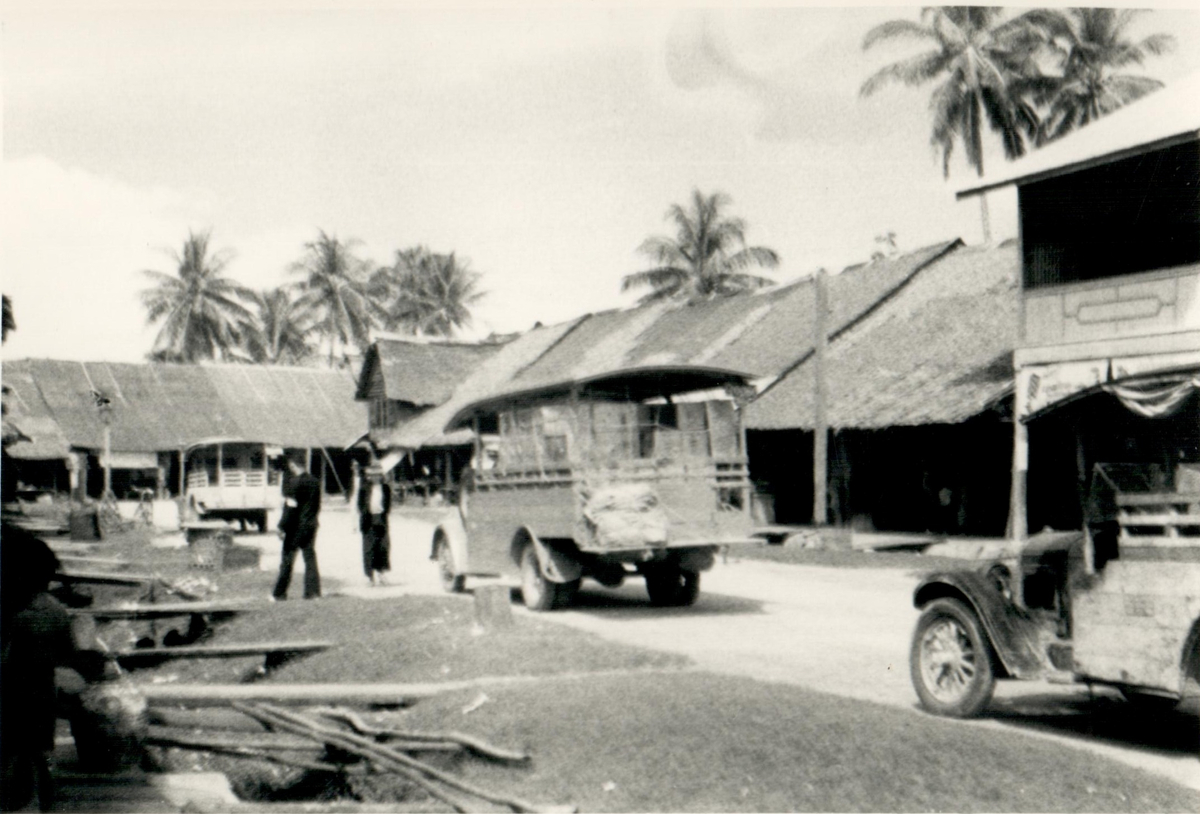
xmin=473 ymin=585 xmax=514 ymax=630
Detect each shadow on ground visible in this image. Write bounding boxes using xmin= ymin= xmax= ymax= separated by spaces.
xmin=504 ymin=583 xmax=767 ymax=619
xmin=988 ymin=692 xmax=1200 ymax=759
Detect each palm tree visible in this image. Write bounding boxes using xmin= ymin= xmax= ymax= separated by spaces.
xmin=1020 ymin=9 xmax=1175 ymax=144
xmin=860 ymin=7 xmax=1043 ymax=178
xmin=376 ymin=247 xmax=484 ymax=337
xmin=242 ymin=286 xmax=318 ymax=365
xmin=621 ymin=190 xmax=779 ymax=303
xmin=290 ymin=231 xmax=379 ymax=367
xmin=140 ymin=230 xmax=255 ymax=363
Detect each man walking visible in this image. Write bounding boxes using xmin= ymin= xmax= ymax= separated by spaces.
xmin=272 ymin=456 xmax=322 ymax=600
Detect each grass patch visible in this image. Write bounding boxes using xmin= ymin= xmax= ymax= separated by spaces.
xmin=133 ymin=592 xmax=687 ymax=685
xmin=395 ymin=672 xmax=1199 ymax=813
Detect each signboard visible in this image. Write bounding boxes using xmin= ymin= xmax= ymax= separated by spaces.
xmin=1017 ymin=360 xmax=1107 ymax=418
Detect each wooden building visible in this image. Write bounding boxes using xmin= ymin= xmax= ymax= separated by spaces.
xmin=2 ymin=359 xmax=367 ymax=500
xmin=956 ymin=70 xmax=1200 ymax=540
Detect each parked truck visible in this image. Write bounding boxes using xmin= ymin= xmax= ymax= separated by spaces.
xmin=910 ymin=462 xmax=1200 ymax=717
xmin=430 ymin=366 xmax=759 ymax=610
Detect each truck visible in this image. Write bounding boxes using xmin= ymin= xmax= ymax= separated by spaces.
xmin=910 ymin=462 xmax=1200 ymax=717
xmin=183 ymin=438 xmax=283 ymax=532
xmin=429 ymin=366 xmax=759 ymax=610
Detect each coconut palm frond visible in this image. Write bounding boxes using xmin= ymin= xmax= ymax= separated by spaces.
xmin=860 ymin=50 xmax=948 ymax=96
xmin=624 ymin=189 xmax=777 ymax=302
xmin=862 ymin=18 xmax=935 ymax=50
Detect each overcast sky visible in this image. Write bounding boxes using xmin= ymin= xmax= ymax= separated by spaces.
xmin=3 ymin=2 xmax=1199 ymax=363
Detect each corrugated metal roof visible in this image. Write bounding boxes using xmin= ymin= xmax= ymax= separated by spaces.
xmin=355 ymin=338 xmax=506 ymax=406
xmin=958 ymin=71 xmax=1200 ymax=197
xmin=745 ymin=242 xmax=1019 ymax=430
xmin=1 ymin=359 xmax=365 ymax=456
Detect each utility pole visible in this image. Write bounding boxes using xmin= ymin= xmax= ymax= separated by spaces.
xmin=812 ymin=268 xmax=829 ymax=526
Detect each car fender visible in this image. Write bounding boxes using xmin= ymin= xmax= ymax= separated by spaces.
xmin=914 ymin=571 xmax=1050 ymax=679
xmin=512 ymin=527 xmax=583 ymax=584
xmin=431 ymin=509 xmax=469 ymax=575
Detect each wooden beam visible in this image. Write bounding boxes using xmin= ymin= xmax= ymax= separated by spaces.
xmin=114 ymin=640 xmax=332 ymax=669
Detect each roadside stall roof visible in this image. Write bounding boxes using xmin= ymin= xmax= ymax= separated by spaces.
xmin=444 ymin=364 xmax=754 ymax=431
xmin=957 ymin=71 xmax=1200 ymax=197
xmin=2 ymin=359 xmax=365 ymax=456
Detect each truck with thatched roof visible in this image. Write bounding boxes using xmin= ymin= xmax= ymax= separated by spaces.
xmin=430 ymin=366 xmax=758 ymax=610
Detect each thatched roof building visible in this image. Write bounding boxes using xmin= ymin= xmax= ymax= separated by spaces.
xmin=2 ymin=359 xmax=365 ymax=460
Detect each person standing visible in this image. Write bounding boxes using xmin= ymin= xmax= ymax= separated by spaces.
xmin=272 ymin=456 xmax=322 ymax=600
xmin=357 ymin=464 xmax=392 ymax=586
xmin=1 ymin=524 xmax=108 ymax=812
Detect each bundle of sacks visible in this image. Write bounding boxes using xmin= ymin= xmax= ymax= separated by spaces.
xmin=580 ymin=482 xmax=670 ymax=549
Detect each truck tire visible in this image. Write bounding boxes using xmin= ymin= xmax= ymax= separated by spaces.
xmin=644 ymin=565 xmax=700 ymax=607
xmin=519 ymin=545 xmax=572 ymax=611
xmin=910 ymin=598 xmax=996 ymax=718
xmin=435 ymin=536 xmax=465 ymax=594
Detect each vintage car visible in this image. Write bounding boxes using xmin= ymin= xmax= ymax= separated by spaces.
xmin=429 ymin=366 xmax=759 ymax=610
xmin=183 ymin=438 xmax=283 ymax=532
xmin=910 ymin=462 xmax=1200 ymax=717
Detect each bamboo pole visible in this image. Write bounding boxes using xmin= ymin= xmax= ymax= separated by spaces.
xmin=312 ymin=707 xmax=529 ymax=763
xmin=236 ymin=703 xmax=571 ymax=814
xmin=233 ymin=704 xmax=507 ymax=813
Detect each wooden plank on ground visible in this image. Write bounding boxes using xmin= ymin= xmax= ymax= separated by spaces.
xmin=140 ymin=682 xmax=473 ymax=706
xmin=80 ymin=600 xmax=257 ymax=621
xmin=56 ymin=570 xmax=155 ymax=587
xmin=114 ymin=640 xmax=332 ymax=668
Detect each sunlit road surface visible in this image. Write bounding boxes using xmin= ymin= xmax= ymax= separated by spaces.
xmin=242 ymin=506 xmax=1200 ymax=792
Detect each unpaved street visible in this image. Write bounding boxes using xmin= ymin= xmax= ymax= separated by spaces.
xmin=252 ymin=506 xmax=1200 ymax=792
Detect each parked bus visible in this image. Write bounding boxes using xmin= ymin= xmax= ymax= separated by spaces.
xmin=183 ymin=438 xmax=283 ymax=532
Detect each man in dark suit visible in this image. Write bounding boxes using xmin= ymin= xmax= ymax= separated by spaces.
xmin=356 ymin=463 xmax=392 ymax=586
xmin=272 ymin=457 xmax=322 ymax=600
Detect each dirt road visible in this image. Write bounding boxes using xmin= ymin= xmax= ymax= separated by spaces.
xmin=256 ymin=506 xmax=1200 ymax=792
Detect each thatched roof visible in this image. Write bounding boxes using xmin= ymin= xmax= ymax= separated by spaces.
xmin=382 ymin=319 xmax=586 ymax=450
xmin=508 ymin=240 xmax=961 ymax=388
xmin=377 ymin=240 xmax=967 ymax=450
xmin=354 ymin=338 xmax=506 ymax=406
xmin=2 ymin=359 xmax=365 ymax=459
xmin=745 ymin=241 xmax=1020 ymax=430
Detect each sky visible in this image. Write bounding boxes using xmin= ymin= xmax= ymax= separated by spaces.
xmin=3 ymin=1 xmax=1200 ymax=363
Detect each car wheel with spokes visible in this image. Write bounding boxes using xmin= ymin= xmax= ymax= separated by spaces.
xmin=911 ymin=598 xmax=995 ymax=718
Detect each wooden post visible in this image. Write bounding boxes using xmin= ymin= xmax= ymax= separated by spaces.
xmin=812 ymin=268 xmax=829 ymax=526
xmin=1009 ymin=372 xmax=1028 ymax=542
xmin=473 ymin=585 xmax=514 ymax=630
xmin=102 ymin=422 xmax=112 ymax=498
xmin=979 ymin=193 xmax=992 ymax=244
xmin=177 ymin=449 xmax=185 ymax=497
xmin=216 ymin=442 xmax=224 ymax=489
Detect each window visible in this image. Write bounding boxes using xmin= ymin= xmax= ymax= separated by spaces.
xmin=1020 ymin=140 xmax=1200 ymax=288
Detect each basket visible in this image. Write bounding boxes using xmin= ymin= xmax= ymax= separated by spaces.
xmin=185 ymin=523 xmax=234 ymax=569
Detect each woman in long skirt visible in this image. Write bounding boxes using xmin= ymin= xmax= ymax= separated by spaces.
xmin=356 ymin=464 xmax=392 ymax=585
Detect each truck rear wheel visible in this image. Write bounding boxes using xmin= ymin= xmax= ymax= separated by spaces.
xmin=644 ymin=565 xmax=700 ymax=607
xmin=435 ymin=536 xmax=465 ymax=594
xmin=911 ymin=598 xmax=995 ymax=718
xmin=519 ymin=545 xmax=574 ymax=611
